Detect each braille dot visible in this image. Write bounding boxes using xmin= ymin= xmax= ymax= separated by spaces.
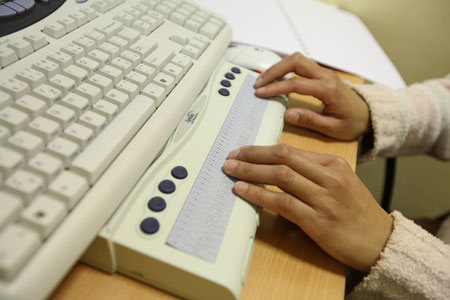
xmin=231 ymin=67 xmax=241 ymax=74
xmin=158 ymin=179 xmax=175 ymax=194
xmin=140 ymin=217 xmax=160 ymax=234
xmin=224 ymin=72 xmax=235 ymax=80
xmin=171 ymin=166 xmax=188 ymax=179
xmin=148 ymin=197 xmax=166 ymax=212
xmin=218 ymin=88 xmax=230 ymax=96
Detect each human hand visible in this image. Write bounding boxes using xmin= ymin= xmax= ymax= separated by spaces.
xmin=223 ymin=144 xmax=392 ymax=273
xmin=254 ymin=52 xmax=371 ymax=140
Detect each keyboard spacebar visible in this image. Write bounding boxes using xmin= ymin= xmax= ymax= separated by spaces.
xmin=70 ymin=95 xmax=156 ymax=185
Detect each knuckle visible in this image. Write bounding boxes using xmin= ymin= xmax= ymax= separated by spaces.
xmin=276 ymin=193 xmax=295 ymax=214
xmin=301 ymin=111 xmax=315 ymax=127
xmin=274 ymin=165 xmax=295 ymax=184
xmin=272 ymin=144 xmax=291 ymax=161
xmin=291 ymin=52 xmax=304 ymax=62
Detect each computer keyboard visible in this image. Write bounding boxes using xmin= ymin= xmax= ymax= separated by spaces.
xmin=0 ymin=0 xmax=232 ymax=299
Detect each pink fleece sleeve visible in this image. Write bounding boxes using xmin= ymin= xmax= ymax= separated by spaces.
xmin=349 ymin=75 xmax=450 ymax=162
xmin=347 ymin=211 xmax=450 ymax=300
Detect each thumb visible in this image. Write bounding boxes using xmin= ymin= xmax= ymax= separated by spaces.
xmin=284 ymin=108 xmax=339 ymax=138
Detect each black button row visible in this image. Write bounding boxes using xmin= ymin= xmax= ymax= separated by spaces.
xmin=218 ymin=67 xmax=241 ymax=96
xmin=140 ymin=166 xmax=188 ymax=235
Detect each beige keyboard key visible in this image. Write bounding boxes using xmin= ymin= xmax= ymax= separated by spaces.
xmin=0 ymin=146 xmax=24 ymax=180
xmin=4 ymin=169 xmax=45 ymax=203
xmin=61 ymin=93 xmax=90 ymax=116
xmin=0 ymin=78 xmax=30 ymax=100
xmin=42 ymin=22 xmax=66 ymax=39
xmin=47 ymin=50 xmax=74 ymax=69
xmin=75 ymin=56 xmax=100 ymax=76
xmin=125 ymin=71 xmax=149 ymax=90
xmin=32 ymin=59 xmax=61 ymax=79
xmin=0 ymin=47 xmax=18 ymax=68
xmin=57 ymin=16 xmax=77 ymax=33
xmin=45 ymin=104 xmax=76 ymax=128
xmin=69 ymin=11 xmax=88 ymax=27
xmin=48 ymin=74 xmax=76 ymax=95
xmin=0 ymin=191 xmax=22 ymax=229
xmin=0 ymin=91 xmax=12 ymax=109
xmin=99 ymin=65 xmax=123 ymax=84
xmin=104 ymin=88 xmax=129 ymax=110
xmin=7 ymin=38 xmax=34 ymax=59
xmin=27 ymin=116 xmax=61 ymax=144
xmin=60 ymin=43 xmax=85 ymax=60
xmin=116 ymin=80 xmax=138 ymax=98
xmin=88 ymin=74 xmax=113 ymax=94
xmin=0 ymin=224 xmax=41 ymax=279
xmin=48 ymin=170 xmax=88 ymax=209
xmin=98 ymin=42 xmax=120 ymax=58
xmin=46 ymin=137 xmax=80 ymax=167
xmin=15 ymin=95 xmax=47 ymax=119
xmin=23 ymin=32 xmax=48 ymax=51
xmin=142 ymin=82 xmax=165 ymax=106
xmin=75 ymin=82 xmax=102 ymax=104
xmin=20 ymin=194 xmax=67 ymax=239
xmin=0 ymin=106 xmax=30 ymax=132
xmin=0 ymin=125 xmax=10 ymax=144
xmin=7 ymin=131 xmax=44 ymax=159
xmin=92 ymin=100 xmax=118 ymax=121
xmin=73 ymin=36 xmax=96 ymax=53
xmin=15 ymin=68 xmax=46 ymax=88
xmin=84 ymin=30 xmax=105 ymax=46
xmin=63 ymin=64 xmax=89 ymax=84
xmin=108 ymin=36 xmax=128 ymax=52
xmin=32 ymin=84 xmax=63 ymax=105
xmin=143 ymin=47 xmax=175 ymax=71
xmin=27 ymin=152 xmax=63 ymax=183
xmin=63 ymin=123 xmax=94 ymax=147
xmin=78 ymin=110 xmax=106 ymax=134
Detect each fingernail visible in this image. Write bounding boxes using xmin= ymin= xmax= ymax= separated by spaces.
xmin=255 ymin=86 xmax=266 ymax=94
xmin=223 ymin=160 xmax=238 ymax=172
xmin=254 ymin=75 xmax=263 ymax=88
xmin=235 ymin=181 xmax=248 ymax=193
xmin=285 ymin=110 xmax=300 ymax=123
xmin=228 ymin=148 xmax=240 ymax=159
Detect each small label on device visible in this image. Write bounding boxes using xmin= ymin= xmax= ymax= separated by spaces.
xmin=166 ymin=75 xmax=268 ymax=262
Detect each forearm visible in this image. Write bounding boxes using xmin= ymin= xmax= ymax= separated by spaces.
xmin=347 ymin=211 xmax=450 ymax=300
xmin=350 ymin=75 xmax=450 ymax=162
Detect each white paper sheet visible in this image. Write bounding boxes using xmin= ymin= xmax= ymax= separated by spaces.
xmin=196 ymin=0 xmax=406 ymax=88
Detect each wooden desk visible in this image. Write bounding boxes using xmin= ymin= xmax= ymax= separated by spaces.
xmin=51 ymin=71 xmax=362 ymax=300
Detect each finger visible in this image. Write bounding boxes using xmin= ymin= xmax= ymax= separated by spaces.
xmin=284 ymin=107 xmax=344 ymax=139
xmin=228 ymin=144 xmax=336 ymax=173
xmin=223 ymin=159 xmax=323 ymax=204
xmin=254 ymin=52 xmax=325 ymax=88
xmin=233 ymin=181 xmax=316 ymax=226
xmin=255 ymin=76 xmax=329 ymax=100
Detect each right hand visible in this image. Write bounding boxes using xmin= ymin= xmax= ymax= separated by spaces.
xmin=254 ymin=52 xmax=371 ymax=140
xmin=223 ymin=144 xmax=393 ymax=273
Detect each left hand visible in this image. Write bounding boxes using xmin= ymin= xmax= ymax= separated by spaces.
xmin=222 ymin=144 xmax=392 ymax=273
xmin=254 ymin=52 xmax=371 ymax=140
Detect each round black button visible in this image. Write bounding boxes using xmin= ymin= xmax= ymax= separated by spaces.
xmin=171 ymin=166 xmax=188 ymax=179
xmin=224 ymin=72 xmax=235 ymax=80
xmin=220 ymin=80 xmax=231 ymax=87
xmin=148 ymin=197 xmax=166 ymax=212
xmin=140 ymin=217 xmax=160 ymax=234
xmin=231 ymin=67 xmax=241 ymax=74
xmin=218 ymin=88 xmax=230 ymax=96
xmin=158 ymin=180 xmax=175 ymax=194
